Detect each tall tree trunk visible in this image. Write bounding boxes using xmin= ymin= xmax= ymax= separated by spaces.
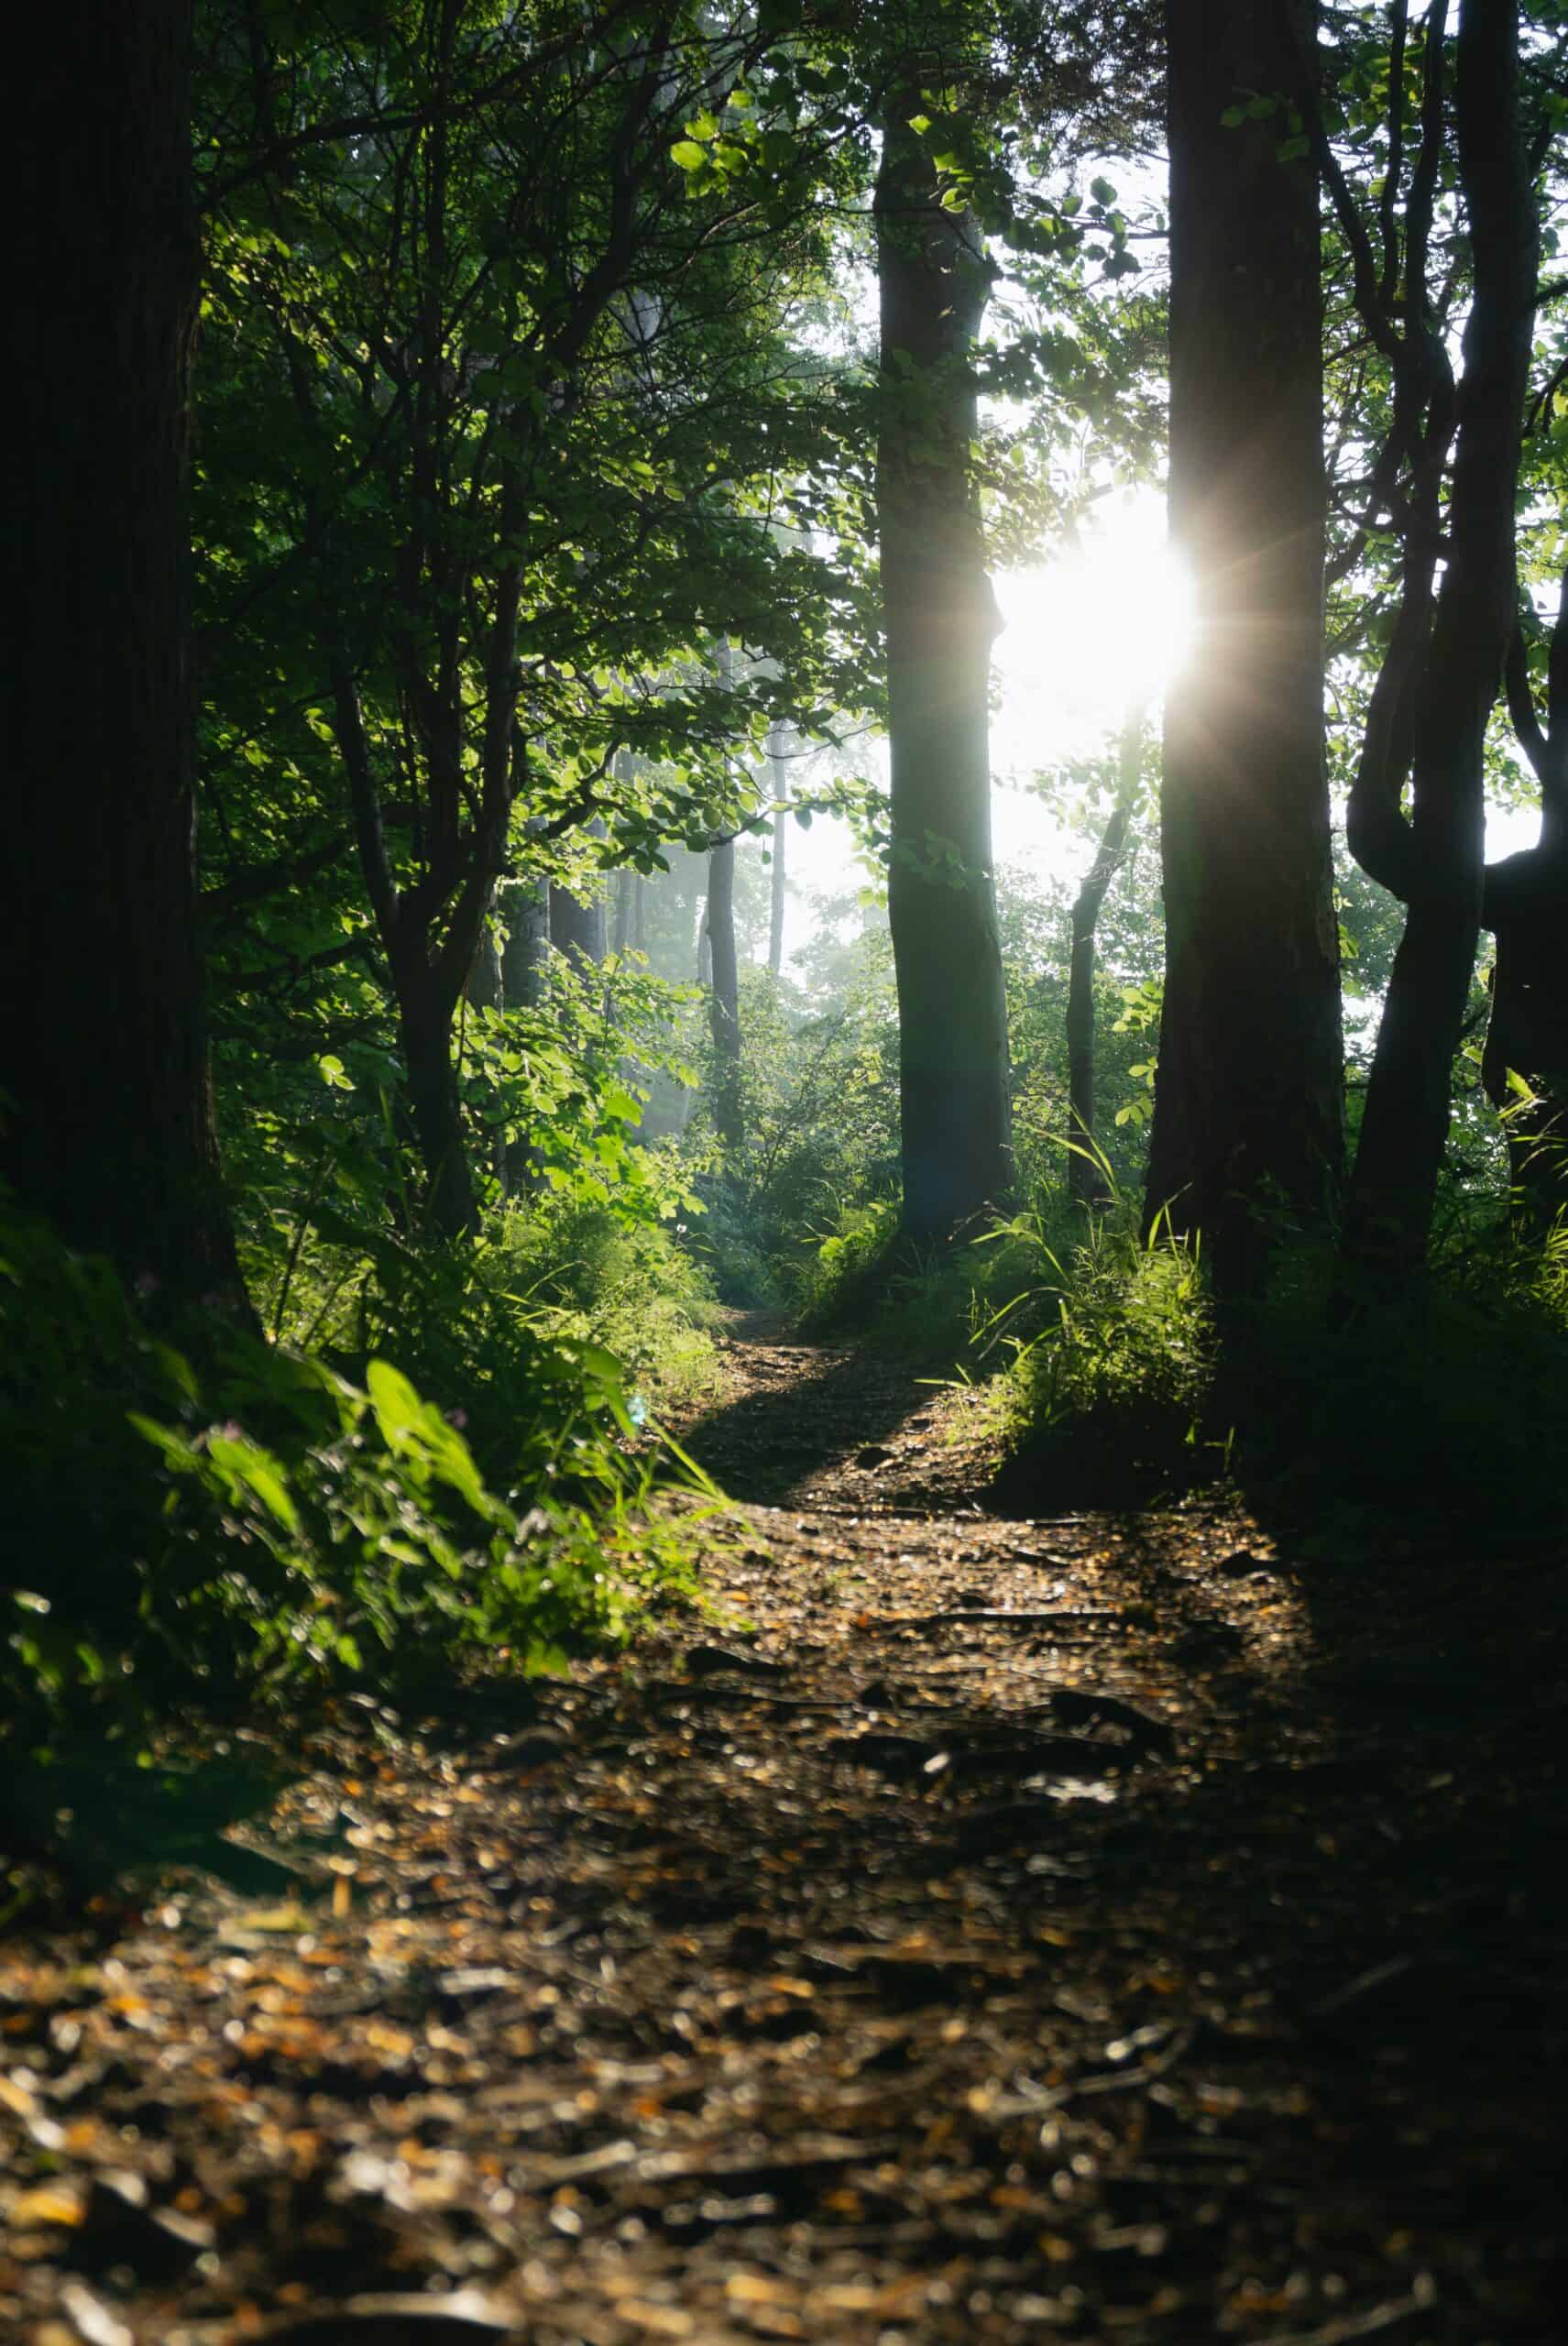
xmin=497 ymin=873 xmax=550 ymax=1195
xmin=707 ymin=839 xmax=743 ymax=1151
xmin=612 ymin=871 xmax=636 ymax=955
xmin=632 ymin=872 xmax=647 ymax=954
xmin=767 ymin=722 xmax=789 ymax=977
xmin=1067 ymin=711 xmax=1145 ymax=1208
xmin=875 ymin=96 xmax=1012 ymax=1242
xmin=398 ymin=966 xmax=477 ymax=1236
xmin=2 ymin=0 xmax=247 ymax=1309
xmin=550 ymin=818 xmax=609 ymax=967
xmin=467 ymin=919 xmax=503 ymax=1011
xmin=1146 ymin=0 xmax=1343 ymax=1291
xmin=1345 ymin=0 xmax=1535 ymax=1279
xmin=1482 ymin=612 xmax=1568 ymax=1233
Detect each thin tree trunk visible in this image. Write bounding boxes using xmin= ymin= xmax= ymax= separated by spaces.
xmin=1146 ymin=0 xmax=1343 ymax=1292
xmin=767 ymin=721 xmax=789 ymax=977
xmin=1345 ymin=0 xmax=1535 ymax=1279
xmin=632 ymin=872 xmax=647 ymax=953
xmin=1067 ymin=711 xmax=1145 ymax=1208
xmin=707 ymin=839 xmax=743 ymax=1151
xmin=2 ymin=0 xmax=247 ymax=1309
xmin=875 ymin=93 xmax=1012 ymax=1241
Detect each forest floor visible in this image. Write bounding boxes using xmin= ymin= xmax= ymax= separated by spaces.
xmin=4 ymin=1316 xmax=1567 ymax=2346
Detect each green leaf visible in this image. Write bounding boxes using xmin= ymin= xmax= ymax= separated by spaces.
xmin=207 ymin=1433 xmax=301 ymax=1533
xmin=669 ymin=140 xmax=707 ymax=171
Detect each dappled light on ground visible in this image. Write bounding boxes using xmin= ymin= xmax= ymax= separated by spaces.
xmin=3 ymin=1329 xmax=1563 ymax=2345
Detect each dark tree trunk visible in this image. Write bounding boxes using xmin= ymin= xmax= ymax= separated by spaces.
xmin=1479 ymin=615 xmax=1568 ymax=1231
xmin=1146 ymin=0 xmax=1343 ymax=1290
xmin=707 ymin=839 xmax=743 ymax=1151
xmin=467 ymin=919 xmax=503 ymax=1011
xmin=2 ymin=0 xmax=247 ymax=1308
xmin=396 ymin=959 xmax=478 ymax=1236
xmin=1483 ymin=848 xmax=1568 ymax=1226
xmin=1067 ymin=712 xmax=1144 ymax=1209
xmin=1345 ymin=0 xmax=1535 ymax=1279
xmin=767 ymin=722 xmax=789 ymax=978
xmin=631 ymin=872 xmax=647 ymax=954
xmin=875 ymin=95 xmax=1012 ymax=1243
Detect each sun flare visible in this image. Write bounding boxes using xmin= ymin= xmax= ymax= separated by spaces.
xmin=991 ymin=498 xmax=1194 ymax=778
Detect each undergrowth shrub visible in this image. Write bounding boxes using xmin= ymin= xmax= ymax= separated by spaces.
xmin=989 ymin=1205 xmax=1216 ymax=1502
xmin=0 ymin=1203 xmax=704 ymax=1774
xmin=1233 ymin=1220 xmax=1568 ymax=1551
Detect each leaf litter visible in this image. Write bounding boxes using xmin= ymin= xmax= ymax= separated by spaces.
xmin=2 ymin=1323 xmax=1564 ymax=2344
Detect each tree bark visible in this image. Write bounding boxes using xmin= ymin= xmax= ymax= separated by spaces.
xmin=1146 ymin=0 xmax=1343 ymax=1290
xmin=1067 ymin=711 xmax=1144 ymax=1208
xmin=767 ymin=721 xmax=789 ymax=977
xmin=707 ymin=839 xmax=743 ymax=1151
xmin=1483 ymin=846 xmax=1568 ymax=1226
xmin=612 ymin=870 xmax=636 ymax=955
xmin=1345 ymin=0 xmax=1536 ymax=1279
xmin=398 ymin=969 xmax=477 ymax=1235
xmin=550 ymin=819 xmax=609 ymax=967
xmin=1 ymin=0 xmax=247 ymax=1309
xmin=875 ymin=95 xmax=1013 ymax=1242
xmin=466 ymin=919 xmax=503 ymax=1011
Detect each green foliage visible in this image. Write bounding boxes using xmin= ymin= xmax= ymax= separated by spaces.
xmin=0 ymin=1203 xmax=700 ymax=1777
xmin=988 ymin=1204 xmax=1215 ymax=1501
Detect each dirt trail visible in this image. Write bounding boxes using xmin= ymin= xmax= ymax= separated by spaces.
xmin=2 ymin=1330 xmax=1564 ymax=2345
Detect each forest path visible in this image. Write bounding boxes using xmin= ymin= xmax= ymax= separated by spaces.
xmin=3 ymin=1332 xmax=1565 ymax=2345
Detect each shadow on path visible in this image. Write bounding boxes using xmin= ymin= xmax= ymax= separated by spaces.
xmin=679 ymin=1328 xmax=948 ymax=1510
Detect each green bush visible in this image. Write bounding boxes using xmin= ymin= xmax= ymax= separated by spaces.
xmin=992 ymin=1204 xmax=1215 ymax=1502
xmin=0 ymin=1203 xmax=699 ymax=1766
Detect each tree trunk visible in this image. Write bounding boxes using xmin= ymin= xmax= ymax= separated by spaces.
xmin=467 ymin=919 xmax=503 ymax=1011
xmin=612 ymin=871 xmax=636 ymax=955
xmin=399 ymin=970 xmax=477 ymax=1237
xmin=1345 ymin=0 xmax=1535 ymax=1280
xmin=767 ymin=722 xmax=789 ymax=977
xmin=1483 ymin=847 xmax=1568 ymax=1227
xmin=496 ymin=872 xmax=550 ymax=1193
xmin=2 ymin=0 xmax=247 ymax=1309
xmin=707 ymin=839 xmax=743 ymax=1151
xmin=1067 ymin=712 xmax=1145 ymax=1209
xmin=875 ymin=96 xmax=1012 ymax=1242
xmin=550 ymin=818 xmax=609 ymax=967
xmin=1146 ymin=0 xmax=1343 ymax=1291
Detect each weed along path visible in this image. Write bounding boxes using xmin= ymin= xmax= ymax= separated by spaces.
xmin=4 ymin=1328 xmax=1565 ymax=2346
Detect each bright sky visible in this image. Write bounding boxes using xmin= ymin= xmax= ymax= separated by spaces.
xmin=777 ymin=489 xmax=1189 ymax=957
xmin=775 ymin=487 xmax=1541 ymax=968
